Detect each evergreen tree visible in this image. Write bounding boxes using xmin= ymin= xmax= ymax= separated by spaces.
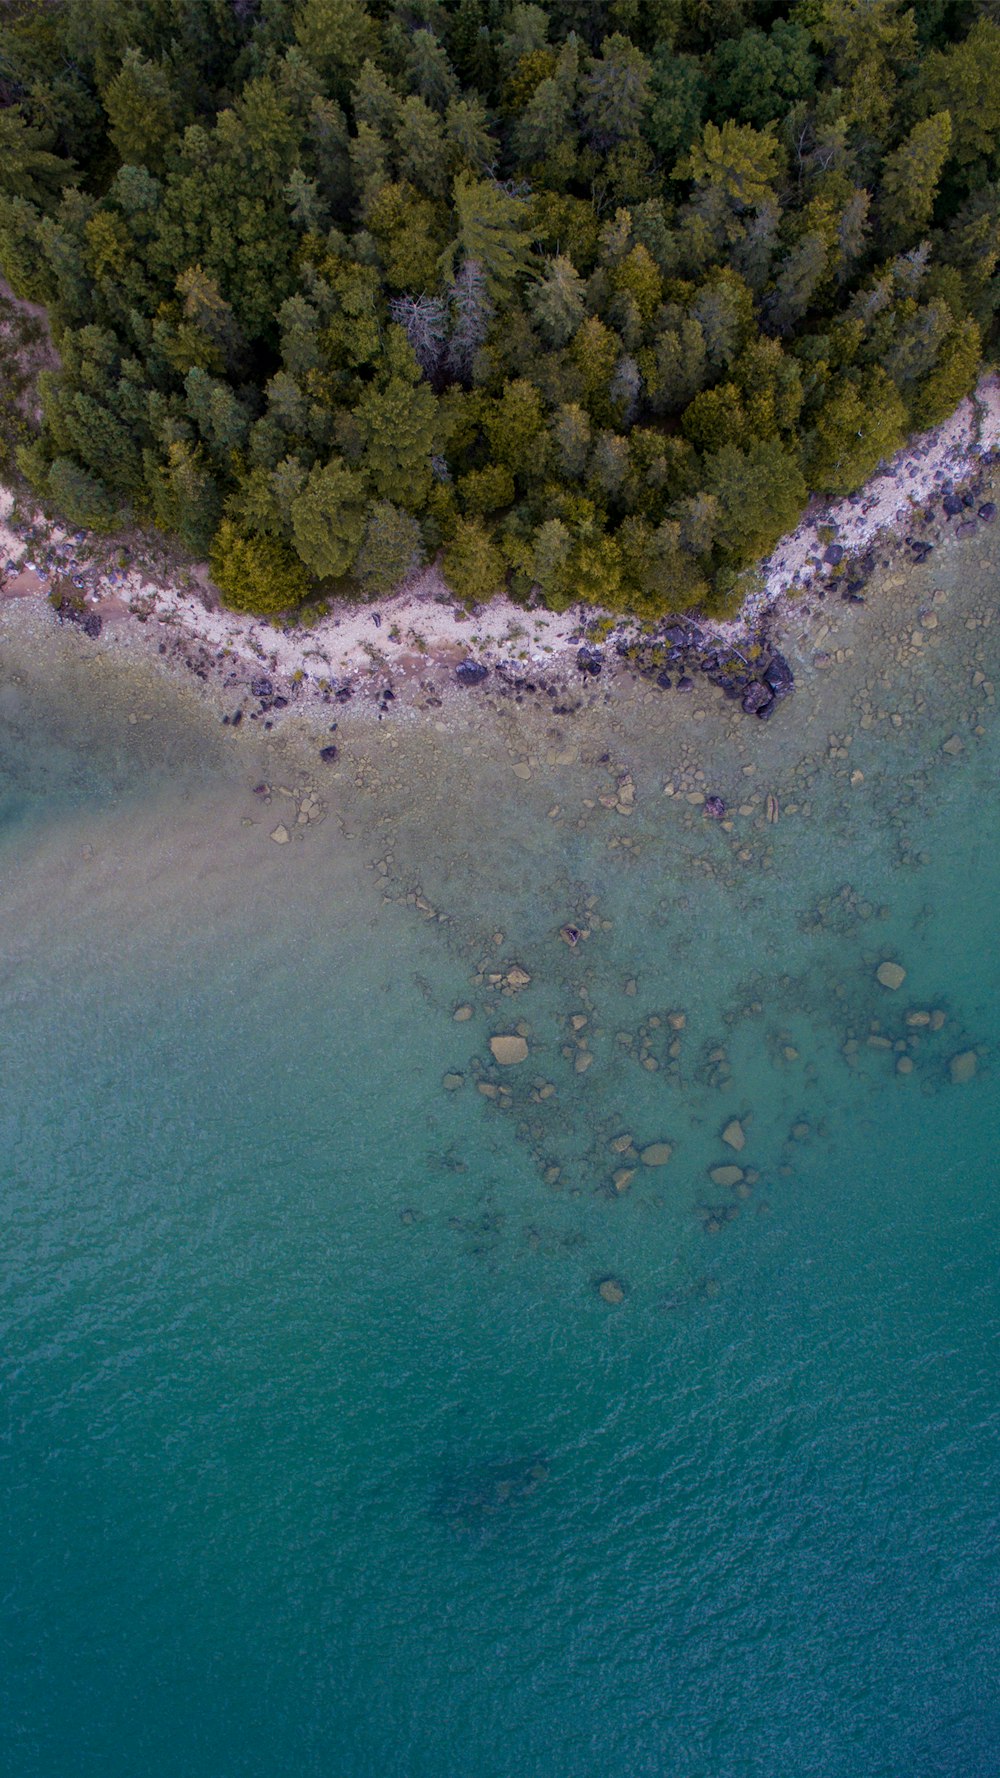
xmin=356 ymin=357 xmax=437 ymax=506
xmin=448 ymin=172 xmax=533 ymax=298
xmin=878 ymin=113 xmax=952 ymax=244
xmin=103 ymin=49 xmax=179 ymax=172
xmin=0 ymin=110 xmax=72 ymax=211
xmin=442 ymin=515 xmax=506 ymax=600
xmin=527 ymin=255 xmax=587 ymax=345
xmin=210 ymin=520 xmax=309 ymax=613
xmin=354 ymin=500 xmax=424 ymax=593
xmin=290 ymin=457 xmax=367 ymax=578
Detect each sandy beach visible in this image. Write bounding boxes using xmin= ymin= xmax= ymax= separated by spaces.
xmin=2 ymin=374 xmax=999 ymax=720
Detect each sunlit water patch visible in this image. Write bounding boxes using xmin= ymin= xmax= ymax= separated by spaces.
xmin=1 ymin=518 xmax=997 ymax=1777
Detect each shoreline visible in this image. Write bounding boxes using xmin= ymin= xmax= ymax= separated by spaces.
xmin=2 ymin=374 xmax=999 ymax=731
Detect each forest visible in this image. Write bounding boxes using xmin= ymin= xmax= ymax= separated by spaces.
xmin=1 ymin=0 xmax=998 ymax=618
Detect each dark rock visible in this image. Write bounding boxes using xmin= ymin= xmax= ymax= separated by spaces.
xmin=82 ymin=611 xmax=102 ymax=638
xmin=656 ymin=671 xmax=672 ymax=689
xmin=319 ymin=744 xmax=339 ymax=763
xmin=271 ymin=694 xmax=288 ymax=708
xmin=742 ymin=680 xmax=773 ymax=715
xmin=456 ymin=659 xmax=488 ymax=685
xmin=956 ymin=518 xmax=978 ymax=538
xmin=676 ymin=675 xmax=694 ymax=692
xmin=824 ymin=543 xmax=844 ymax=565
xmin=756 ymin=698 xmax=777 ymax=720
xmin=250 ymin=675 xmax=274 ymax=698
xmin=962 ymin=490 xmax=976 ymax=507
xmin=942 ymin=492 xmax=964 ymax=516
xmin=979 ymin=502 xmax=996 ymax=523
xmin=576 ymin=645 xmax=603 ymax=676
xmin=703 ymin=795 xmax=726 ymax=819
xmin=763 ymin=652 xmax=794 ymax=695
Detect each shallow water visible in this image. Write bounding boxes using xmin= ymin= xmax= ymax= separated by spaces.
xmin=1 ymin=516 xmax=998 ymax=1778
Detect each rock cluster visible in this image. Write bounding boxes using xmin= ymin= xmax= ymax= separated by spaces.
xmin=617 ymin=619 xmax=795 ymax=720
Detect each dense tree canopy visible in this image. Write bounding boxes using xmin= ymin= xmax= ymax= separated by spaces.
xmin=1 ymin=0 xmax=998 ymax=617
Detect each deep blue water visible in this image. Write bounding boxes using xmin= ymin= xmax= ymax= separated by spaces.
xmin=1 ymin=537 xmax=998 ymax=1778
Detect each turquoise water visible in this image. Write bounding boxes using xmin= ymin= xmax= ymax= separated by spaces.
xmin=2 ymin=527 xmax=998 ymax=1778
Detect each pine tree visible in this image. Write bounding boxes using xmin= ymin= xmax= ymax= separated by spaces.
xmin=448 ymin=172 xmax=533 ymax=299
xmin=807 ymin=369 xmax=907 ymax=496
xmin=581 ymin=34 xmax=651 ymax=151
xmin=103 ymin=50 xmax=178 ymax=173
xmin=396 ymin=96 xmax=448 ymax=200
xmin=294 ymin=0 xmax=379 ymax=92
xmin=677 ymin=120 xmax=781 ymax=217
xmin=290 ymin=457 xmax=367 ymax=578
xmin=406 ymin=30 xmax=459 ymax=111
xmin=526 ymin=255 xmax=586 ymax=345
xmin=442 ymin=515 xmax=506 ymax=601
xmin=878 ymin=113 xmax=952 ymax=245
xmin=357 ymin=365 xmax=437 ymax=506
xmin=353 ymin=500 xmax=424 ymax=594
xmin=210 ymin=520 xmax=309 ymax=613
xmin=0 ymin=110 xmax=72 ymax=211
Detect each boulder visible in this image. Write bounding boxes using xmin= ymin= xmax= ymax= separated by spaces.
xmin=721 ymin=1119 xmax=745 ymax=1152
xmin=577 ymin=645 xmax=603 ymax=676
xmin=640 ymin=1142 xmax=672 ymax=1166
xmin=764 ymin=652 xmax=794 ymax=695
xmin=490 ymin=1034 xmax=528 ymax=1065
xmin=456 ymin=659 xmax=488 ymax=685
xmin=251 ymin=676 xmax=274 ymax=698
xmin=710 ymin=1164 xmax=744 ymax=1187
xmin=949 ymin=1050 xmax=978 ymax=1084
xmin=876 ymin=961 xmax=906 ymax=990
xmin=742 ymin=680 xmax=773 ymax=715
xmin=319 ymin=744 xmax=339 ymax=763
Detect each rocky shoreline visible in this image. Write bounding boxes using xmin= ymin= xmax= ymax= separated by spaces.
xmin=2 ymin=377 xmax=1000 ymax=740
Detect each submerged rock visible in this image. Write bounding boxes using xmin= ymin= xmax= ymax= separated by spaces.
xmin=710 ymin=1164 xmax=744 ymax=1187
xmin=949 ymin=1049 xmax=978 ymax=1084
xmin=490 ymin=1034 xmax=528 ymax=1065
xmin=640 ymin=1141 xmax=672 ymax=1166
xmin=876 ymin=961 xmax=907 ymax=990
xmin=721 ymin=1119 xmax=746 ymax=1151
xmin=598 ymin=1276 xmax=625 ymax=1305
